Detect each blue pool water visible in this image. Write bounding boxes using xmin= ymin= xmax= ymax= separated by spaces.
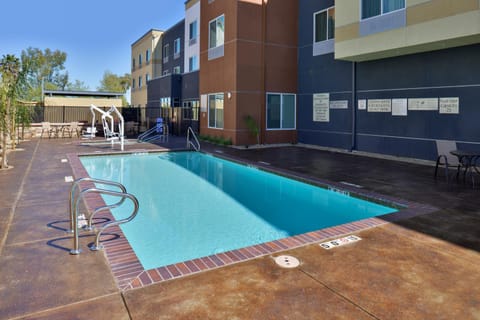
xmin=80 ymin=151 xmax=397 ymax=270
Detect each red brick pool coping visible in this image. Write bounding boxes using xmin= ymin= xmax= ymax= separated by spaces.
xmin=67 ymin=150 xmax=437 ymax=291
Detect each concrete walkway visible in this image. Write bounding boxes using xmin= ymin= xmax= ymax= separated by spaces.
xmin=0 ymin=138 xmax=479 ymax=319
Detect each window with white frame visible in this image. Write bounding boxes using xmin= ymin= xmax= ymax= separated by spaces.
xmin=189 ymin=55 xmax=198 ymax=72
xmin=146 ymin=49 xmax=150 ymax=63
xmin=362 ymin=0 xmax=405 ymax=19
xmin=174 ymin=38 xmax=181 ymax=59
xmin=173 ymin=66 xmax=181 ymax=74
xmin=163 ymin=44 xmax=169 ymax=63
xmin=146 ymin=73 xmax=150 ymax=82
xmin=266 ymin=93 xmax=296 ymax=129
xmin=314 ymin=7 xmax=335 ymax=43
xmin=189 ymin=20 xmax=198 ymax=45
xmin=209 ymin=15 xmax=224 ymax=49
xmin=208 ymin=93 xmax=224 ymax=129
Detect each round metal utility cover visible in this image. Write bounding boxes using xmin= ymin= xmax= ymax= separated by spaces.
xmin=274 ymin=255 xmax=300 ymax=268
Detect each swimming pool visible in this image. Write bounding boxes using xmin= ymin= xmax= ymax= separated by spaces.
xmin=80 ymin=151 xmax=397 ymax=270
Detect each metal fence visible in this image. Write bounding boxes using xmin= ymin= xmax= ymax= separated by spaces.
xmin=28 ymin=105 xmax=199 ymax=136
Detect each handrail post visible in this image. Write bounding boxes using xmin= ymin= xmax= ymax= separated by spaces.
xmin=186 ymin=126 xmax=200 ymax=151
xmin=69 ymin=177 xmax=127 ymax=233
xmin=69 ymin=195 xmax=82 ymax=255
xmin=69 ymin=187 xmax=139 ymax=255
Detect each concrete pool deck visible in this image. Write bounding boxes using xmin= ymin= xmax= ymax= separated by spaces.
xmin=0 ymin=137 xmax=479 ymax=319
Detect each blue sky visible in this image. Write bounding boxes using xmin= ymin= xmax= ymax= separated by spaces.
xmin=0 ymin=0 xmax=185 ymax=91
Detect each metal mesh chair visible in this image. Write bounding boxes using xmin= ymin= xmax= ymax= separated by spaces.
xmin=434 ymin=140 xmax=460 ymax=182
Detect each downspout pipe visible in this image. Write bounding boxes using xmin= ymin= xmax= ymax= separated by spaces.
xmin=260 ymin=0 xmax=266 ymax=145
xmin=351 ymin=61 xmax=357 ymax=151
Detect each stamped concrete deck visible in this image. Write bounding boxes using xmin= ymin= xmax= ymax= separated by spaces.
xmin=0 ymin=137 xmax=479 ymax=319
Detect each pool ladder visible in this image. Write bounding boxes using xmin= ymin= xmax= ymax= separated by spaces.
xmin=68 ymin=177 xmax=139 ymax=255
xmin=186 ymin=126 xmax=200 ymax=151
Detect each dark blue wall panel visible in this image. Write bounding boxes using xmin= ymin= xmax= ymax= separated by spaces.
xmin=162 ymin=20 xmax=185 ymax=74
xmin=182 ymin=71 xmax=199 ymax=100
xmin=297 ymin=0 xmax=480 ymax=160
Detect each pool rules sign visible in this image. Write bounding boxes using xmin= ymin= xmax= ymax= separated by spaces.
xmin=313 ymin=93 xmax=330 ymax=122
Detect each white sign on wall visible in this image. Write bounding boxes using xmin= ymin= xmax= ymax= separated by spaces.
xmin=200 ymin=94 xmax=207 ymax=112
xmin=358 ymin=99 xmax=367 ymax=110
xmin=408 ymin=98 xmax=438 ymax=111
xmin=367 ymin=99 xmax=391 ymax=112
xmin=392 ymin=99 xmax=408 ymax=116
xmin=330 ymin=100 xmax=349 ymax=109
xmin=439 ymin=97 xmax=459 ymax=114
xmin=313 ymin=93 xmax=330 ymax=122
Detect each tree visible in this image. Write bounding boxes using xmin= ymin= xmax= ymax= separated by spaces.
xmin=67 ymin=79 xmax=90 ymax=91
xmin=98 ymin=71 xmax=131 ymax=106
xmin=0 ymin=54 xmax=23 ymax=169
xmin=20 ymin=47 xmax=68 ymax=100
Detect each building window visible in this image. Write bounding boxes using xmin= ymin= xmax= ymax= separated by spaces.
xmin=209 ymin=15 xmax=224 ymax=49
xmin=146 ymin=73 xmax=150 ymax=82
xmin=174 ymin=38 xmax=181 ymax=59
xmin=160 ymin=97 xmax=171 ymax=108
xmin=266 ymin=93 xmax=296 ymax=130
xmin=139 ymin=53 xmax=142 ymax=66
xmin=173 ymin=66 xmax=181 ymax=74
xmin=208 ymin=93 xmax=224 ymax=129
xmin=163 ymin=44 xmax=169 ymax=63
xmin=208 ymin=15 xmax=225 ymax=60
xmin=132 ymin=58 xmax=136 ymax=70
xmin=189 ymin=55 xmax=198 ymax=72
xmin=362 ymin=0 xmax=405 ymax=19
xmin=182 ymin=100 xmax=199 ymax=121
xmin=132 ymin=79 xmax=135 ymax=89
xmin=189 ymin=20 xmax=198 ymax=45
xmin=138 ymin=76 xmax=142 ymax=88
xmin=146 ymin=49 xmax=150 ymax=63
xmin=163 ymin=70 xmax=170 ymax=76
xmin=314 ymin=7 xmax=335 ymax=43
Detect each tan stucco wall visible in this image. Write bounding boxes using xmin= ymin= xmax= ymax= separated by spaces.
xmin=131 ymin=30 xmax=163 ymax=107
xmin=335 ymin=0 xmax=480 ymax=61
xmin=44 ymin=96 xmax=123 ymax=107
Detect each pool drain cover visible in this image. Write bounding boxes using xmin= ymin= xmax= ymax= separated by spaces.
xmin=274 ymin=255 xmax=300 ymax=268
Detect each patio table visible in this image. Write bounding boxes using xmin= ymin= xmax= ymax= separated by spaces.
xmin=450 ymin=150 xmax=480 ymax=186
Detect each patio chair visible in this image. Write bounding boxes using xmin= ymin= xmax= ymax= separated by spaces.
xmin=63 ymin=122 xmax=80 ymax=138
xmin=40 ymin=122 xmax=56 ymax=139
xmin=434 ymin=140 xmax=461 ymax=182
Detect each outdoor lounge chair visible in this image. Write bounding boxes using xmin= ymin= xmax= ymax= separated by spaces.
xmin=434 ymin=140 xmax=461 ymax=182
xmin=40 ymin=122 xmax=56 ymax=139
xmin=82 ymin=126 xmax=97 ymax=139
xmin=63 ymin=122 xmax=80 ymax=138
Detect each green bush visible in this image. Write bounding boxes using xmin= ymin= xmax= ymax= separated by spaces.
xmin=198 ymin=134 xmax=231 ymax=146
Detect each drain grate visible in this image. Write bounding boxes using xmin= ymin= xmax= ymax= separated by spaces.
xmin=274 ymin=255 xmax=300 ymax=268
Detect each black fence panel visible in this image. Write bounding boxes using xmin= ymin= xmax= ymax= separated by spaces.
xmin=27 ymin=105 xmax=198 ymax=136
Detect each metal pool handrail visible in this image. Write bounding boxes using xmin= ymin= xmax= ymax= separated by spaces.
xmin=70 ymin=187 xmax=139 ymax=255
xmin=187 ymin=126 xmax=200 ymax=151
xmin=69 ymin=177 xmax=127 ymax=233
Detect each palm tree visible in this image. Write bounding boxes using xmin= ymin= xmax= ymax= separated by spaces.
xmin=0 ymin=54 xmax=22 ymax=169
